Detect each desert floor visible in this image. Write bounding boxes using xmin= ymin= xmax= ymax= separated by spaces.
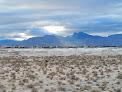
xmin=0 ymin=48 xmax=122 ymax=92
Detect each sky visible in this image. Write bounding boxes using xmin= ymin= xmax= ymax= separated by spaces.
xmin=0 ymin=0 xmax=122 ymax=40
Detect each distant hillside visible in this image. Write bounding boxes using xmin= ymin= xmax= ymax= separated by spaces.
xmin=0 ymin=32 xmax=122 ymax=47
xmin=0 ymin=40 xmax=18 ymax=46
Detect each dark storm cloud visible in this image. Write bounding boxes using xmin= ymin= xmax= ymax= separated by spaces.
xmin=28 ymin=28 xmax=49 ymax=36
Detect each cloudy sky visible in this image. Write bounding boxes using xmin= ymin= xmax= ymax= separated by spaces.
xmin=0 ymin=0 xmax=122 ymax=40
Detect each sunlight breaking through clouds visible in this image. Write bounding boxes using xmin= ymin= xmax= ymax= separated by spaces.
xmin=43 ymin=26 xmax=66 ymax=34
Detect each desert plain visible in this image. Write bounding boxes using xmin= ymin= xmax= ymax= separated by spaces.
xmin=0 ymin=47 xmax=122 ymax=92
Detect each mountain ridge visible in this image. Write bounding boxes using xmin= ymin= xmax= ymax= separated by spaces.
xmin=0 ymin=32 xmax=122 ymax=47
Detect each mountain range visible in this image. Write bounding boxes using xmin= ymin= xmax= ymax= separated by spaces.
xmin=0 ymin=32 xmax=122 ymax=47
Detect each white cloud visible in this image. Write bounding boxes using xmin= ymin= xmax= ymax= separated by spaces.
xmin=0 ymin=0 xmax=122 ymax=40
xmin=90 ymin=31 xmax=122 ymax=37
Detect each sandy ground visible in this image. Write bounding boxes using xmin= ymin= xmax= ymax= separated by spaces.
xmin=0 ymin=48 xmax=122 ymax=92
